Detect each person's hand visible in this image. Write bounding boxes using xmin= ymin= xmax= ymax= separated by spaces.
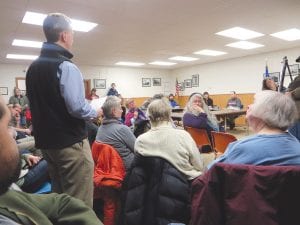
xmin=24 ymin=128 xmax=31 ymax=135
xmin=25 ymin=155 xmax=41 ymax=167
xmin=192 ymin=104 xmax=204 ymax=113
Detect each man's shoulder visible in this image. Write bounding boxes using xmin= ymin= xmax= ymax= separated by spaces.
xmin=114 ymin=122 xmax=129 ymax=130
xmin=60 ymin=60 xmax=78 ymax=69
xmin=59 ymin=61 xmax=82 ymax=79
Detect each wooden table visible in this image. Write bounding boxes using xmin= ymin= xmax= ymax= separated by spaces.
xmin=171 ymin=112 xmax=184 ymax=120
xmin=171 ymin=108 xmax=184 ymax=112
xmin=171 ymin=109 xmax=247 ymax=131
xmin=212 ymin=109 xmax=247 ymax=131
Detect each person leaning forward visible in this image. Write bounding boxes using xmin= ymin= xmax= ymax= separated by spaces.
xmin=26 ymin=13 xmax=101 ymax=207
xmin=0 ymin=96 xmax=103 ymax=225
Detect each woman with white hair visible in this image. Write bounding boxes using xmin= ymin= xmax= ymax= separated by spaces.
xmin=183 ymin=93 xmax=219 ymax=132
xmin=120 ymin=98 xmax=204 ymax=224
xmin=135 ymin=98 xmax=204 ymax=179
xmin=209 ymin=90 xmax=300 ymax=168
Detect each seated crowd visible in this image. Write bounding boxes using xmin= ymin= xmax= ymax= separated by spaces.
xmin=1 ymin=86 xmax=300 ymax=224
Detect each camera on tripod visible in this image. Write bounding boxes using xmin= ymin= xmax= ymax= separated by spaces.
xmin=278 ymin=56 xmax=294 ymax=92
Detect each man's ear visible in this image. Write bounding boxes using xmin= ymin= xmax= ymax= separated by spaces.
xmin=62 ymin=32 xmax=66 ymax=42
xmin=60 ymin=31 xmax=68 ymax=43
xmin=111 ymin=108 xmax=116 ymax=116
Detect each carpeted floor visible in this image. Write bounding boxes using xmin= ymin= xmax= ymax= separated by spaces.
xmin=226 ymin=126 xmax=253 ymax=140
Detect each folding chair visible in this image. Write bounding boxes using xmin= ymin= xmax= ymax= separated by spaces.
xmin=184 ymin=126 xmax=213 ymax=153
xmin=211 ymin=131 xmax=237 ymax=154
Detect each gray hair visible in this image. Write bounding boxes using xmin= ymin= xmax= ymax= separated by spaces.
xmin=250 ymin=90 xmax=298 ymax=130
xmin=185 ymin=93 xmax=218 ymax=128
xmin=43 ymin=13 xmax=72 ymax=42
xmin=147 ymin=98 xmax=171 ymax=126
xmin=102 ymin=96 xmax=121 ymax=119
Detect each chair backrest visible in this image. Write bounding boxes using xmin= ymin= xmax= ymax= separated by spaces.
xmin=184 ymin=126 xmax=212 ymax=152
xmin=211 ymin=131 xmax=237 ymax=154
xmin=191 ymin=163 xmax=300 ymax=225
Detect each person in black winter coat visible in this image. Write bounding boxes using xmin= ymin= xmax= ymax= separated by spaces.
xmin=119 ymin=154 xmax=191 ymax=225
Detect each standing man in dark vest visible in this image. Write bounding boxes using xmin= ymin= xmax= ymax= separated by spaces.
xmin=26 ymin=13 xmax=99 ymax=207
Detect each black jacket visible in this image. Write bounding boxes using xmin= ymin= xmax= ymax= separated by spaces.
xmin=119 ymin=154 xmax=191 ymax=225
xmin=26 ymin=42 xmax=87 ymax=149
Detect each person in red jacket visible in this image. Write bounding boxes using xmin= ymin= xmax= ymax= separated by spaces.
xmin=87 ymin=88 xmax=100 ymax=100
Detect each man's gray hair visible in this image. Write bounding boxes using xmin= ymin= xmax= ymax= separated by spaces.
xmin=147 ymin=98 xmax=171 ymax=125
xmin=251 ymin=90 xmax=298 ymax=130
xmin=43 ymin=13 xmax=72 ymax=42
xmin=102 ymin=96 xmax=121 ymax=119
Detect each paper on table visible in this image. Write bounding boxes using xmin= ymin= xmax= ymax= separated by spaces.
xmin=90 ymin=96 xmax=107 ymax=111
xmin=227 ymin=106 xmax=240 ymax=110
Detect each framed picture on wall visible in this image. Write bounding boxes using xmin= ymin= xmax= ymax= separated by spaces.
xmin=0 ymin=87 xmax=8 ymax=95
xmin=179 ymin=82 xmax=184 ymax=91
xmin=191 ymin=74 xmax=199 ymax=87
xmin=94 ymin=79 xmax=106 ymax=89
xmin=152 ymin=78 xmax=161 ymax=86
xmin=142 ymin=78 xmax=151 ymax=87
xmin=184 ymin=79 xmax=192 ymax=88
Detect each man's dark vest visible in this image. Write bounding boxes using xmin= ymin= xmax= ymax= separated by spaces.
xmin=26 ymin=42 xmax=86 ymax=149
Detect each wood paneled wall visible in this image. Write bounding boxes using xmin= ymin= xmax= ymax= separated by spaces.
xmin=130 ymin=93 xmax=254 ymax=126
xmin=209 ymin=93 xmax=254 ymax=125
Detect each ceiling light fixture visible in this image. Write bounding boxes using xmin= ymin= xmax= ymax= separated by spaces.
xmin=149 ymin=61 xmax=177 ymax=66
xmin=115 ymin=61 xmax=145 ymax=67
xmin=226 ymin=41 xmax=264 ymax=49
xmin=22 ymin=11 xmax=98 ymax=32
xmin=12 ymin=39 xmax=43 ymax=48
xmin=270 ymin=28 xmax=300 ymax=41
xmin=6 ymin=54 xmax=38 ymax=60
xmin=216 ymin=27 xmax=264 ymax=40
xmin=169 ymin=56 xmax=199 ymax=62
xmin=194 ymin=49 xmax=227 ymax=56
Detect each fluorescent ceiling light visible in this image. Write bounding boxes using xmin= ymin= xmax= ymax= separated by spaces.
xmin=70 ymin=19 xmax=98 ymax=32
xmin=226 ymin=41 xmax=264 ymax=49
xmin=12 ymin=39 xmax=42 ymax=48
xmin=22 ymin=11 xmax=98 ymax=32
xmin=169 ymin=56 xmax=199 ymax=62
xmin=22 ymin=11 xmax=45 ymax=25
xmin=216 ymin=27 xmax=264 ymax=40
xmin=6 ymin=54 xmax=38 ymax=60
xmin=115 ymin=61 xmax=145 ymax=67
xmin=194 ymin=49 xmax=227 ymax=56
xmin=270 ymin=28 xmax=300 ymax=41
xmin=149 ymin=61 xmax=177 ymax=66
